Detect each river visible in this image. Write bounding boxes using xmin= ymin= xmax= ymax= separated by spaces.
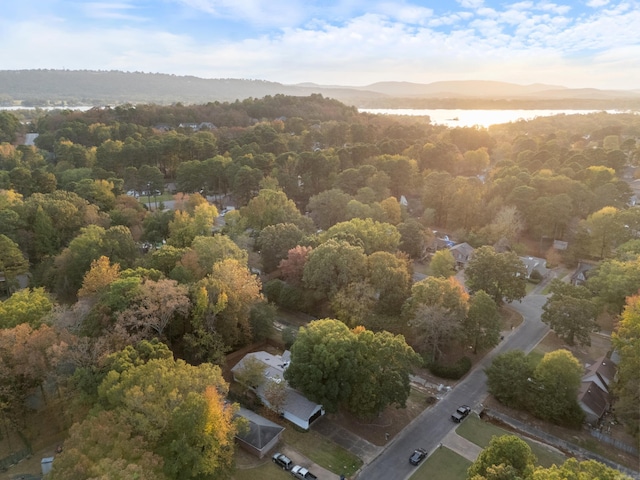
xmin=358 ymin=108 xmax=636 ymax=128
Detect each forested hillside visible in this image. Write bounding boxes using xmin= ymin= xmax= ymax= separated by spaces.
xmin=2 ymin=69 xmax=640 ymax=109
xmin=0 ymin=96 xmax=639 ymax=478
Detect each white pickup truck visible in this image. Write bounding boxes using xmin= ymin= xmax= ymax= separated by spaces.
xmin=291 ymin=465 xmax=318 ymax=480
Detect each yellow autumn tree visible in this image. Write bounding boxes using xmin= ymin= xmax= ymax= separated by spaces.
xmin=78 ymin=255 xmax=121 ymax=298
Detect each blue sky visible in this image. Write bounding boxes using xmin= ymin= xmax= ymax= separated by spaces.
xmin=2 ymin=0 xmax=639 ymax=90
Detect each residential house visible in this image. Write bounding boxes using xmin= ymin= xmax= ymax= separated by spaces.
xmin=519 ymin=256 xmax=549 ymax=279
xmin=449 ymin=242 xmax=474 ymax=268
xmin=571 ymin=261 xmax=597 ymax=286
xmin=578 ymin=381 xmax=611 ymax=426
xmin=578 ymin=355 xmax=617 ymax=426
xmin=234 ymin=407 xmax=285 ymax=458
xmin=231 ymin=351 xmax=325 ymax=430
xmin=582 ymin=356 xmax=616 ymax=393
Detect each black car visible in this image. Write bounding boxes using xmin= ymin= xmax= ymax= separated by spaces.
xmin=451 ymin=405 xmax=471 ymax=423
xmin=409 ymin=448 xmax=428 ymax=465
xmin=272 ymin=452 xmax=293 ymax=470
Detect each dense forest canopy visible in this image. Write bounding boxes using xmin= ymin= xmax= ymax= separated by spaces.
xmin=1 ymin=94 xmax=640 ymax=475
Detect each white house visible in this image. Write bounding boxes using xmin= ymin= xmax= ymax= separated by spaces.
xmin=231 ymin=351 xmax=325 ymax=430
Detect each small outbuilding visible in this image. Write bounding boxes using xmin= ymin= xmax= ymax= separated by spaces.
xmin=234 ymin=407 xmax=285 ymax=458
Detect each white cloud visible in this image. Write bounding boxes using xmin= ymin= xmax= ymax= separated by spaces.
xmin=172 ymin=0 xmax=308 ymax=26
xmin=456 ymin=0 xmax=484 ymax=8
xmin=0 ymin=0 xmax=639 ymax=90
xmin=587 ymin=0 xmax=610 ymax=6
xmin=81 ymin=2 xmax=146 ymax=21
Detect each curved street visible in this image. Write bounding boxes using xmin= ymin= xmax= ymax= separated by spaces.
xmin=357 ymin=294 xmax=550 ymax=480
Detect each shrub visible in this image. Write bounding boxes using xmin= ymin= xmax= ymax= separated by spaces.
xmin=528 ymin=269 xmax=543 ymax=283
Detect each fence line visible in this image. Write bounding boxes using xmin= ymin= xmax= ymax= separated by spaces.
xmin=590 ymin=429 xmax=639 ymax=456
xmin=0 ymin=447 xmax=32 ymax=472
xmin=483 ymin=409 xmax=639 ymax=479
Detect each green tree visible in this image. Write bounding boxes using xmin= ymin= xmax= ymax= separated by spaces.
xmin=430 ymin=249 xmax=457 ymax=278
xmin=485 ymin=350 xmax=535 ymax=409
xmin=0 ymin=111 xmax=20 ymax=143
xmin=307 ymin=188 xmax=352 ymax=230
xmin=397 ymin=218 xmax=432 ymax=259
xmin=532 ymin=349 xmax=584 ymax=426
xmin=285 ymin=319 xmax=418 ymax=417
xmin=465 ymin=246 xmax=527 ymax=305
xmin=233 ymin=355 xmax=267 ymax=392
xmin=285 ymin=319 xmax=356 ymax=412
xmin=584 ymin=207 xmax=628 ymax=259
xmin=258 ymin=222 xmax=305 ymax=272
xmin=541 ymin=280 xmax=599 ymax=346
xmin=532 ymin=458 xmax=633 ymax=480
xmin=0 ymin=234 xmax=29 ymax=291
xmin=50 ymin=410 xmax=166 ymax=480
xmin=322 ymin=217 xmax=400 ymax=255
xmin=198 ymin=259 xmax=263 ymax=347
xmin=612 ymin=294 xmax=640 ymax=439
xmin=241 ymin=188 xmax=311 ymax=232
xmin=586 ymin=256 xmax=640 ymax=313
xmin=97 ymin=357 xmax=237 ymax=480
xmin=53 ymin=225 xmax=106 ymax=300
xmin=463 ymin=290 xmax=502 ymax=354
xmin=303 ymin=239 xmax=368 ymax=298
xmin=330 ymin=281 xmax=377 ymax=328
xmin=367 ymin=251 xmax=412 ymax=314
xmin=346 ymin=327 xmax=420 ymax=418
xmin=0 ymin=287 xmax=54 ymax=329
xmin=182 ymin=285 xmax=229 ymax=366
xmin=190 ymin=234 xmax=248 ymax=276
xmin=467 ymin=435 xmax=536 ymax=480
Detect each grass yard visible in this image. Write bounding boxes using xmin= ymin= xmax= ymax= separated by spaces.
xmin=411 ymin=446 xmax=472 ymax=480
xmin=456 ymin=414 xmax=566 ymax=468
xmin=526 ymin=349 xmax=544 ymax=366
xmin=232 ymin=462 xmax=292 ymax=480
xmin=282 ymin=428 xmax=362 ymax=477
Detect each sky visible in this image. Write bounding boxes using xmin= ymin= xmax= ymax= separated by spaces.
xmin=1 ymin=0 xmax=639 ymax=90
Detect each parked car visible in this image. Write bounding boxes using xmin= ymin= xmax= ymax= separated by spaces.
xmin=291 ymin=465 xmax=318 ymax=479
xmin=451 ymin=405 xmax=471 ymax=423
xmin=409 ymin=448 xmax=428 ymax=465
xmin=272 ymin=452 xmax=293 ymax=470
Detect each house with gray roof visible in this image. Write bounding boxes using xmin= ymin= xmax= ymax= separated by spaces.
xmin=571 ymin=261 xmax=597 ymax=286
xmin=518 ymin=256 xmax=549 ymax=279
xmin=578 ymin=381 xmax=610 ymax=426
xmin=449 ymin=242 xmax=474 ymax=268
xmin=582 ymin=356 xmax=616 ymax=393
xmin=577 ymin=355 xmax=617 ymax=426
xmin=231 ymin=351 xmax=325 ymax=430
xmin=234 ymin=407 xmax=284 ymax=458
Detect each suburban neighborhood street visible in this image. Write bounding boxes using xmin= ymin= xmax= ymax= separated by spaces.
xmin=357 ymin=294 xmax=550 ymax=480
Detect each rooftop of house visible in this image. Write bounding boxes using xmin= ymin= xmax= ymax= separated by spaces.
xmin=583 ymin=355 xmax=617 ymax=387
xmin=449 ymin=242 xmax=474 ymax=257
xmin=235 ymin=407 xmax=284 ymax=449
xmin=231 ymin=351 xmax=322 ymax=420
xmin=578 ymin=381 xmax=609 ymax=418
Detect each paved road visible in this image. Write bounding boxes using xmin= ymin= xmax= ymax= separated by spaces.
xmin=357 ymin=294 xmax=550 ymax=480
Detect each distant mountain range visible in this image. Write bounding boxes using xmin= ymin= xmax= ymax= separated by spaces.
xmin=1 ymin=70 xmax=639 ymax=109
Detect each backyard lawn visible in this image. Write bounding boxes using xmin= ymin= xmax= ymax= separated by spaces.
xmin=232 ymin=454 xmax=292 ymax=480
xmin=411 ymin=446 xmax=472 ymax=480
xmin=456 ymin=414 xmax=566 ymax=468
xmin=282 ymin=428 xmax=362 ymax=477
